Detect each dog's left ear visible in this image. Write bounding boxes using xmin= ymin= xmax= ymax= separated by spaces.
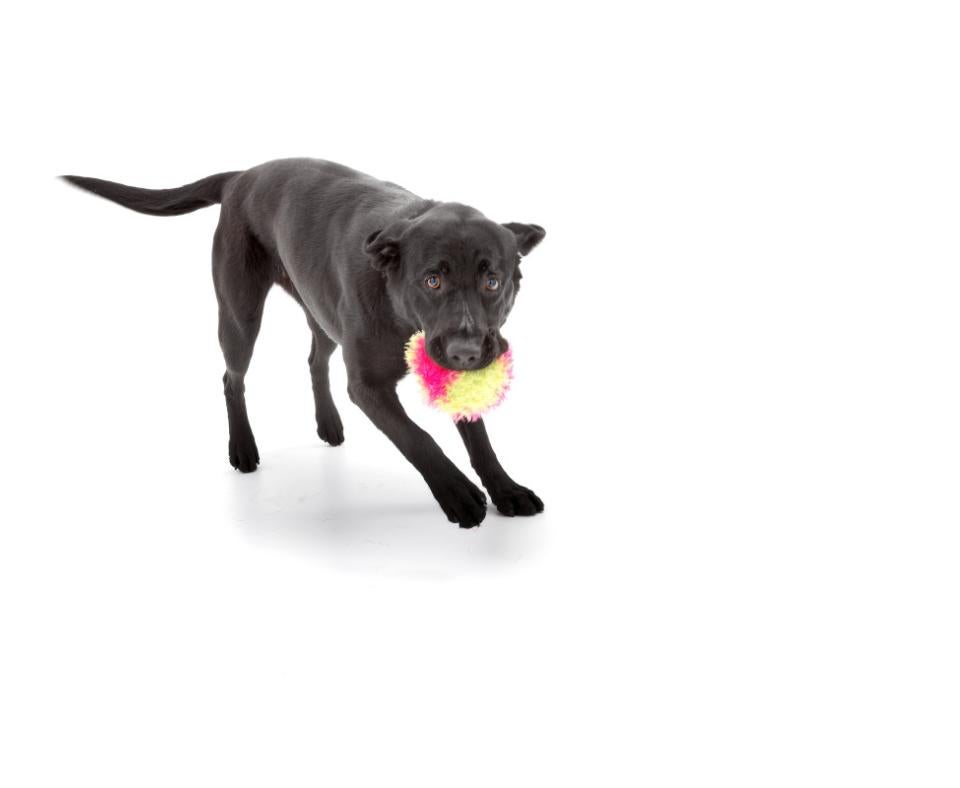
xmin=503 ymin=222 xmax=546 ymax=257
xmin=364 ymin=220 xmax=410 ymax=272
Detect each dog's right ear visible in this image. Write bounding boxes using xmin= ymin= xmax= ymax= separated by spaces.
xmin=364 ymin=222 xmax=409 ymax=272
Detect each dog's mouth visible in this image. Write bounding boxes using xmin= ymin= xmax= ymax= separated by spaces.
xmin=426 ymin=332 xmax=507 ymax=371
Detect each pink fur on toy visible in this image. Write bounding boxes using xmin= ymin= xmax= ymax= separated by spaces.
xmin=404 ymin=332 xmax=513 ymax=422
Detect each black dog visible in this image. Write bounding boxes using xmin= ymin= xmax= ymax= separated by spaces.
xmin=64 ymin=159 xmax=545 ymax=527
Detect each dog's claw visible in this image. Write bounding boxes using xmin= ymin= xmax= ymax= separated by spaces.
xmin=315 ymin=405 xmax=345 ymax=446
xmin=491 ymin=483 xmax=543 ymax=517
xmin=430 ymin=472 xmax=488 ymax=528
xmin=317 ymin=421 xmax=344 ymax=446
xmin=229 ymin=437 xmax=260 ymax=473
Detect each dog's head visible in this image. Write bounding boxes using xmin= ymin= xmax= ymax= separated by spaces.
xmin=364 ymin=203 xmax=545 ymax=370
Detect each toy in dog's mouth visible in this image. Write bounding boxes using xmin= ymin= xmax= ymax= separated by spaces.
xmin=404 ymin=331 xmax=513 ymax=422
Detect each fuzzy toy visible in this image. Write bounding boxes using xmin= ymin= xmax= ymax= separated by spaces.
xmin=404 ymin=331 xmax=513 ymax=422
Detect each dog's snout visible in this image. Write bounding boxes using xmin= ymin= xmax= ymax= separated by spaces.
xmin=445 ymin=336 xmax=485 ymax=370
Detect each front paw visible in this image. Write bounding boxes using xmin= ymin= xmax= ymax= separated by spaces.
xmin=489 ymin=481 xmax=544 ymax=517
xmin=428 ymin=472 xmax=488 ymax=528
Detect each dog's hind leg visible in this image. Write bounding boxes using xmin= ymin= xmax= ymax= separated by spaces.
xmin=212 ymin=220 xmax=272 ymax=472
xmin=306 ymin=316 xmax=344 ymax=446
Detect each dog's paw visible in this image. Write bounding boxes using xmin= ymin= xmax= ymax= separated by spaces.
xmin=490 ymin=482 xmax=544 ymax=517
xmin=229 ymin=435 xmax=260 ymax=473
xmin=429 ymin=472 xmax=488 ymax=528
xmin=316 ymin=409 xmax=345 ymax=446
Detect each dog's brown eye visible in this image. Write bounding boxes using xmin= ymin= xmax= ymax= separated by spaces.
xmin=425 ymin=274 xmax=441 ymax=290
xmin=485 ymin=275 xmax=500 ymax=291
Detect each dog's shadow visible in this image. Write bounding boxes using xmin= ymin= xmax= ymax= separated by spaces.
xmin=226 ymin=446 xmax=546 ymax=578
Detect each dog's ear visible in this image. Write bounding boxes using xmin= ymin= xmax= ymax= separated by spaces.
xmin=363 ymin=229 xmax=401 ymax=272
xmin=503 ymin=222 xmax=546 ymax=257
xmin=364 ymin=221 xmax=410 ymax=272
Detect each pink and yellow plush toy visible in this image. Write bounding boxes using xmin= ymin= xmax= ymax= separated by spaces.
xmin=405 ymin=331 xmax=513 ymax=422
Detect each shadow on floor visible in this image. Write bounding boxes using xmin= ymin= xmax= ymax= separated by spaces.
xmin=226 ymin=445 xmax=547 ymax=579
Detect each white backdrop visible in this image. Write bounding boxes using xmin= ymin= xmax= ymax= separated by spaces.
xmin=2 ymin=2 xmax=958 ymax=786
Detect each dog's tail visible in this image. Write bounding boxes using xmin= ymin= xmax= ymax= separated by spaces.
xmin=60 ymin=171 xmax=241 ymax=216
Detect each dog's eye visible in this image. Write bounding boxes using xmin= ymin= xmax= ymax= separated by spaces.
xmin=425 ymin=274 xmax=441 ymax=290
xmin=484 ymin=275 xmax=500 ymax=291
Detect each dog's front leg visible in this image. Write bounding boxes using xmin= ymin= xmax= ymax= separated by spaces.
xmin=347 ymin=378 xmax=488 ymax=528
xmin=456 ymin=419 xmax=544 ymax=517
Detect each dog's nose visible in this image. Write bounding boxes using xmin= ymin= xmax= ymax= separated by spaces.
xmin=445 ymin=336 xmax=485 ymax=370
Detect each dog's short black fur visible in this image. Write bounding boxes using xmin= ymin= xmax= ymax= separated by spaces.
xmin=63 ymin=159 xmax=545 ymax=527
